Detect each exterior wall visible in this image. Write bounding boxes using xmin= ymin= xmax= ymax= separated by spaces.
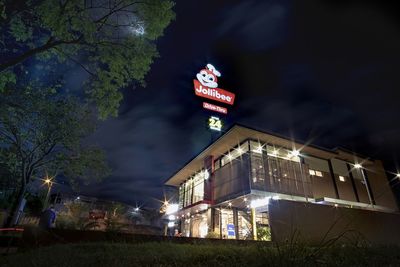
xmin=269 ymin=199 xmax=400 ymax=245
xmin=330 ymin=158 xmax=358 ymax=202
xmin=304 ymin=156 xmax=337 ymax=199
xmin=351 ymin=168 xmax=370 ymax=204
xmin=366 ymin=160 xmax=398 ymax=211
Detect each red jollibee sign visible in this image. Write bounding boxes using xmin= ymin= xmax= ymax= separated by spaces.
xmin=193 ymin=64 xmax=235 ymax=105
xmin=202 ymin=102 xmax=227 ymax=114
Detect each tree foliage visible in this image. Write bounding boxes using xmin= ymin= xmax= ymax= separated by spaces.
xmin=0 ymin=83 xmax=110 ymax=224
xmin=0 ymin=0 xmax=175 ymax=118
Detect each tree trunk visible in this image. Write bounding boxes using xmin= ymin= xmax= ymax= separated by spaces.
xmin=4 ymin=184 xmax=26 ymax=227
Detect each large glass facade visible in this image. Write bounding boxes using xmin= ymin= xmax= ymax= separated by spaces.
xmin=212 ymin=140 xmax=314 ymax=202
xmin=179 ymin=170 xmax=206 ymax=208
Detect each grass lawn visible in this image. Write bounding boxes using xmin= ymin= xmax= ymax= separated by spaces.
xmin=1 ymin=242 xmax=400 ymax=267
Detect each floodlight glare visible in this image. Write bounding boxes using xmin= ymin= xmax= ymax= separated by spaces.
xmin=354 ymin=163 xmax=362 ymax=169
xmin=165 ymin=204 xmax=179 ymax=215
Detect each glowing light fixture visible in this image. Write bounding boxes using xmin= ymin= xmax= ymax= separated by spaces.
xmin=354 ymin=163 xmax=362 ymax=169
xmin=165 ymin=204 xmax=179 ymax=215
xmin=227 ymin=153 xmax=233 ymax=161
xmin=168 ymin=221 xmax=175 ymax=228
xmin=250 ymin=197 xmax=270 ymax=208
xmin=253 ymin=144 xmax=263 ymax=154
xmin=203 ymin=169 xmax=210 ymax=180
xmin=396 ymin=173 xmax=400 ymax=178
xmin=168 ymin=215 xmax=175 ymax=221
xmin=291 ymin=150 xmax=300 ymax=157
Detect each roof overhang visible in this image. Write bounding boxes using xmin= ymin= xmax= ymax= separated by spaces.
xmin=164 ymin=124 xmax=374 ymax=187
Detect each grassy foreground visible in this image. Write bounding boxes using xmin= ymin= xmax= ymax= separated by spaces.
xmin=1 ymin=242 xmax=400 ymax=267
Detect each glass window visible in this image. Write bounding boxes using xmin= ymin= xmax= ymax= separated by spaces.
xmin=339 ymin=176 xmax=346 ymax=182
xmin=184 ymin=180 xmax=192 ymax=207
xmin=315 ymin=171 xmax=323 ymax=177
xmin=214 ymin=158 xmax=221 ymax=170
xmin=250 ymin=140 xmax=264 ymax=154
xmin=266 ymin=145 xmax=300 ymax=163
xmin=179 ymin=185 xmax=184 ymax=209
xmin=251 ymin=152 xmax=265 ymax=189
xmin=309 ymin=169 xmax=316 ymax=176
xmin=192 ymin=172 xmax=204 ymax=203
xmin=221 ymin=142 xmax=248 ymax=167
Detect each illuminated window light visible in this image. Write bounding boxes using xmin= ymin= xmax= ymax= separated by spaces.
xmin=354 ymin=163 xmax=362 ymax=169
xmin=315 ymin=171 xmax=323 ymax=177
xmin=309 ymin=169 xmax=316 ymax=176
xmin=250 ymin=197 xmax=270 ymax=208
xmin=339 ymin=176 xmax=346 ymax=182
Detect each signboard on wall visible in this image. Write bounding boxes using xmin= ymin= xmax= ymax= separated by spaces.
xmin=203 ymin=102 xmax=227 ymax=114
xmin=227 ymin=224 xmax=235 ymax=237
xmin=208 ymin=116 xmax=223 ymax=132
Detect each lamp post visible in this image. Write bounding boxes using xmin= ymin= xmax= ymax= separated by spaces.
xmin=42 ymin=176 xmax=54 ymax=211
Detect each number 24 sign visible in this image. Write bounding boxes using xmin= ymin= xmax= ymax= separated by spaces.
xmin=208 ymin=116 xmax=223 ymax=132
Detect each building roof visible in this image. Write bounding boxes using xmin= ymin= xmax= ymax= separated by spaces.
xmin=164 ymin=124 xmax=374 ymax=186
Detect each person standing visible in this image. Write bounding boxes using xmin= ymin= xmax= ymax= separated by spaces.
xmin=39 ymin=206 xmax=56 ymax=229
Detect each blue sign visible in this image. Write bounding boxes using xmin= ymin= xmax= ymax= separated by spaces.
xmin=227 ymin=224 xmax=235 ymax=237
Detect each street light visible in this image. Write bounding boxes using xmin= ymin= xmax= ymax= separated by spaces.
xmin=42 ymin=175 xmax=54 ymax=211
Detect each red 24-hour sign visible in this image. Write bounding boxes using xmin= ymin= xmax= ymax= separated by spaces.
xmin=193 ymin=64 xmax=235 ymax=105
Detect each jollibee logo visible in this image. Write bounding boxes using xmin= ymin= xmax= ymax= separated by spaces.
xmin=196 ymin=64 xmax=221 ymax=88
xmin=193 ymin=64 xmax=235 ymax=105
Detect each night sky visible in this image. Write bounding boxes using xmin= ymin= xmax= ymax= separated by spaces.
xmin=77 ymin=0 xmax=400 ymax=206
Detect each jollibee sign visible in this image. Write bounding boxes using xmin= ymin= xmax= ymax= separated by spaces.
xmin=194 ymin=64 xmax=235 ymax=106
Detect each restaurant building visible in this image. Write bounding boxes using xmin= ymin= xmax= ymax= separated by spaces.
xmin=164 ymin=124 xmax=399 ymax=241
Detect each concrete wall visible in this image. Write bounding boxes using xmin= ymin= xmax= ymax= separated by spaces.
xmin=269 ymin=199 xmax=400 ymax=245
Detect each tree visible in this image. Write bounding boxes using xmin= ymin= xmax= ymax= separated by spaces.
xmin=0 ymin=0 xmax=175 ymax=118
xmin=0 ymin=84 xmax=110 ymax=225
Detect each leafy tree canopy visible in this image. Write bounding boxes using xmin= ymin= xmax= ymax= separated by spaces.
xmin=0 ymin=82 xmax=111 ymax=204
xmin=0 ymin=0 xmax=175 ymax=118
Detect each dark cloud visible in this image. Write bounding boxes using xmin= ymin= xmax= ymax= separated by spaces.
xmin=80 ymin=0 xmax=400 ymax=206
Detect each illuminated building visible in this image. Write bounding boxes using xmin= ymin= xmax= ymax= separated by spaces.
xmin=164 ymin=124 xmax=399 ymax=241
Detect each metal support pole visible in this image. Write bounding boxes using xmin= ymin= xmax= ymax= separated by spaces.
xmin=361 ymin=169 xmax=375 ymax=207
xmin=42 ymin=182 xmax=53 ymax=211
xmin=251 ymin=207 xmax=257 ymax=240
